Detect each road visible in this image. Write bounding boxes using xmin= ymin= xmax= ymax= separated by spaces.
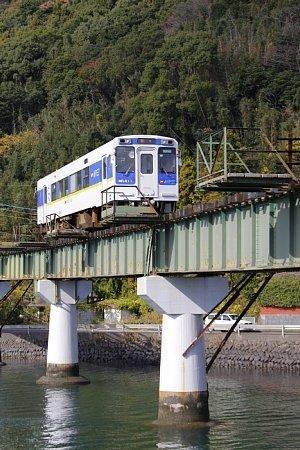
xmin=1 ymin=324 xmax=300 ymax=341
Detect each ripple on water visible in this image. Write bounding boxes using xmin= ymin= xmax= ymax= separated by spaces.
xmin=0 ymin=363 xmax=299 ymax=450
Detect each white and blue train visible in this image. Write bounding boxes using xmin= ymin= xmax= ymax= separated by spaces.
xmin=36 ymin=135 xmax=179 ymax=232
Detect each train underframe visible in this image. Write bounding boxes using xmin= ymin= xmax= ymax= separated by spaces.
xmin=40 ymin=200 xmax=176 ymax=237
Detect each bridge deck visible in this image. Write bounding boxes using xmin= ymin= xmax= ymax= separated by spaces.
xmin=0 ymin=192 xmax=299 ymax=280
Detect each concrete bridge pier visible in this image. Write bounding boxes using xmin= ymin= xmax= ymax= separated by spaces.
xmin=0 ymin=282 xmax=12 ymax=367
xmin=137 ymin=275 xmax=228 ymax=425
xmin=36 ymin=279 xmax=92 ymax=386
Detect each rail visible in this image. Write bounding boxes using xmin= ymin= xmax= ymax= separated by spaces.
xmin=0 ymin=190 xmax=299 ymax=277
xmin=0 ymin=190 xmax=289 ymax=254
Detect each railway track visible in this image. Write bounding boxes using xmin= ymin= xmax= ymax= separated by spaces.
xmin=0 ymin=190 xmax=292 ymax=255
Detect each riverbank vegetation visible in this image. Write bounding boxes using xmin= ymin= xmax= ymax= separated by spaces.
xmin=90 ymin=273 xmax=300 ymax=322
xmin=0 ymin=0 xmax=299 ymax=320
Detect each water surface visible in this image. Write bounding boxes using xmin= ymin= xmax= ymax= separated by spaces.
xmin=0 ymin=362 xmax=299 ymax=449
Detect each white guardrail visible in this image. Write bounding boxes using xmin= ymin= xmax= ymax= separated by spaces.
xmin=236 ymin=323 xmax=300 ymax=337
xmin=3 ymin=323 xmax=300 ymax=337
xmin=78 ymin=323 xmax=162 ymax=333
xmin=78 ymin=322 xmax=300 ymax=337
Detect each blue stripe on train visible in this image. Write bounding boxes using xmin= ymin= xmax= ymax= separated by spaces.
xmin=89 ymin=161 xmax=102 ymax=185
xmin=158 ymin=172 xmax=176 ymax=185
xmin=116 ymin=172 xmax=135 ymax=184
xmin=120 ymin=139 xmax=173 ymax=145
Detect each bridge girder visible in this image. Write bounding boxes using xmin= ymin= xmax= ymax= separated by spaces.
xmin=0 ymin=192 xmax=299 ymax=280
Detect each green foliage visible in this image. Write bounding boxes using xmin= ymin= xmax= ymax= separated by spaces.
xmin=258 ymin=275 xmax=300 ymax=308
xmin=94 ymin=277 xmax=151 ymax=317
xmin=178 ymin=156 xmax=199 ymax=206
xmin=0 ymin=0 xmax=299 ymax=316
xmin=0 ymin=282 xmax=35 ymax=324
xmin=92 ymin=273 xmax=300 ymax=320
xmin=225 ymin=273 xmax=300 ymax=316
xmin=0 ymin=0 xmax=298 ymax=214
xmin=117 ymin=297 xmax=150 ymax=316
xmin=0 ymin=298 xmax=23 ymax=324
xmin=0 ymin=1 xmax=298 ymax=136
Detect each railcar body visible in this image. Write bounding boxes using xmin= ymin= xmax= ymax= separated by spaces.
xmin=36 ymin=135 xmax=179 ymax=232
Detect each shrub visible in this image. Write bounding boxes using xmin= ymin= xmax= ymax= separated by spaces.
xmin=258 ymin=275 xmax=300 ymax=308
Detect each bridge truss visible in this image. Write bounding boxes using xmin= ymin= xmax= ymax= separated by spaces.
xmin=0 ymin=191 xmax=299 ymax=280
xmin=196 ymin=127 xmax=300 ymax=192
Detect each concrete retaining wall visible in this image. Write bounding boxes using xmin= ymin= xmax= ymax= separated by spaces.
xmin=1 ymin=332 xmax=47 ymax=360
xmin=205 ymin=335 xmax=300 ymax=371
xmin=1 ymin=329 xmax=299 ymax=372
xmin=259 ymin=307 xmax=300 ymax=325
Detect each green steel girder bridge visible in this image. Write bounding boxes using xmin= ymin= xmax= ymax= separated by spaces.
xmin=1 ymin=128 xmax=298 ymax=421
xmin=0 ymin=190 xmax=299 ymax=281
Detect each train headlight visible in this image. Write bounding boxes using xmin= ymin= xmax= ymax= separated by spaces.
xmin=119 ymin=138 xmax=132 ymax=144
xmin=161 ymin=139 xmax=173 ymax=145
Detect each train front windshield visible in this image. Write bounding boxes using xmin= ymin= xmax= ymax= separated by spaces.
xmin=158 ymin=148 xmax=176 ymax=174
xmin=116 ymin=146 xmax=136 ymax=184
xmin=158 ymin=147 xmax=177 ymax=185
xmin=116 ymin=146 xmax=135 ymax=173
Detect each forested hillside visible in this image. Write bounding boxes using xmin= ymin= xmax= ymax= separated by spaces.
xmin=0 ymin=0 xmax=299 ymax=314
xmin=0 ymin=0 xmax=299 ymax=210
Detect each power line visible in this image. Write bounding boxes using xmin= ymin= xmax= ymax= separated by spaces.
xmin=0 ymin=215 xmax=36 ymax=222
xmin=0 ymin=208 xmax=36 ymax=217
xmin=0 ymin=203 xmax=36 ymax=212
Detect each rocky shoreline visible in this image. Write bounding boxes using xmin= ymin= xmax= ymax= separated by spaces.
xmin=1 ymin=329 xmax=299 ymax=372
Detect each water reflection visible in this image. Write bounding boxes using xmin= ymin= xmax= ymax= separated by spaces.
xmin=1 ymin=363 xmax=299 ymax=450
xmin=42 ymin=388 xmax=79 ymax=449
xmin=156 ymin=426 xmax=210 ymax=449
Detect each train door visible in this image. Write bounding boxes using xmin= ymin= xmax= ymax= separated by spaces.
xmin=137 ymin=147 xmax=157 ymax=197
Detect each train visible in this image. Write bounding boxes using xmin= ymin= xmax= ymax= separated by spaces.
xmin=36 ymin=135 xmax=180 ymax=234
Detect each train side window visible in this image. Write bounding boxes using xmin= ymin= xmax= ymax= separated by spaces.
xmin=51 ymin=183 xmax=57 ymax=201
xmin=76 ymin=170 xmax=82 ymax=190
xmin=58 ymin=179 xmax=64 ymax=198
xmin=69 ymin=173 xmax=76 ymax=193
xmin=103 ymin=157 xmax=107 ymax=179
xmin=82 ymin=167 xmax=89 ymax=188
xmin=107 ymin=155 xmax=113 ymax=178
xmin=43 ymin=187 xmax=47 ymax=204
xmin=65 ymin=177 xmax=69 ymax=195
xmin=141 ymin=154 xmax=153 ymax=174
